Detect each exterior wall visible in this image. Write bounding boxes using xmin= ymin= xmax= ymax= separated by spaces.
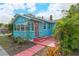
xmin=28 ymin=21 xmax=53 ymax=39
xmin=13 ymin=16 xmax=55 ymax=40
xmin=13 ymin=16 xmax=30 ymax=40
xmin=39 ymin=22 xmax=52 ymax=37
xmin=51 ymin=23 xmax=55 ymax=34
xmin=28 ymin=21 xmax=36 ymax=39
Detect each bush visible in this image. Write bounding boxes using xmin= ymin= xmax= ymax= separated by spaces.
xmin=14 ymin=37 xmax=26 ymax=45
xmin=46 ymin=44 xmax=61 ymax=56
xmin=53 ymin=4 xmax=79 ymax=55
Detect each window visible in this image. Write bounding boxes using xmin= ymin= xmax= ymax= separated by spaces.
xmin=14 ymin=24 xmax=24 ymax=31
xmin=43 ymin=23 xmax=46 ymax=29
xmin=32 ymin=22 xmax=34 ymax=31
xmin=16 ymin=25 xmax=20 ymax=31
xmin=48 ymin=23 xmax=51 ymax=29
xmin=14 ymin=23 xmax=29 ymax=31
xmin=25 ymin=25 xmax=29 ymax=31
xmin=24 ymin=22 xmax=29 ymax=31
xmin=20 ymin=25 xmax=24 ymax=31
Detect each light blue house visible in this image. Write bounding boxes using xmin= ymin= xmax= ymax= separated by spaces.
xmin=12 ymin=14 xmax=55 ymax=41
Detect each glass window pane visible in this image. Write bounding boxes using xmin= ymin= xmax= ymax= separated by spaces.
xmin=48 ymin=23 xmax=50 ymax=29
xmin=43 ymin=23 xmax=46 ymax=29
xmin=21 ymin=25 xmax=24 ymax=31
xmin=32 ymin=22 xmax=34 ymax=31
xmin=17 ymin=25 xmax=20 ymax=31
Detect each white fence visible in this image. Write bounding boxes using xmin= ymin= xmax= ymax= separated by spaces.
xmin=0 ymin=33 xmax=12 ymax=36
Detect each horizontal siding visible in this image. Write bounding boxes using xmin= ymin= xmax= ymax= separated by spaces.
xmin=38 ymin=22 xmax=52 ymax=37
xmin=13 ymin=16 xmax=55 ymax=40
xmin=14 ymin=16 xmax=27 ymax=24
xmin=29 ymin=32 xmax=36 ymax=39
xmin=13 ymin=31 xmax=30 ymax=40
xmin=39 ymin=29 xmax=51 ymax=37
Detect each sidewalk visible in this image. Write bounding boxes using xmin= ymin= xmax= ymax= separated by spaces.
xmin=0 ymin=45 xmax=9 ymax=56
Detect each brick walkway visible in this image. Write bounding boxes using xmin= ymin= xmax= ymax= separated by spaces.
xmin=33 ymin=36 xmax=56 ymax=47
xmin=15 ymin=45 xmax=45 ymax=56
xmin=15 ymin=36 xmax=56 ymax=56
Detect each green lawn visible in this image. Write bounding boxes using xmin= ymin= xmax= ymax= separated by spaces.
xmin=0 ymin=36 xmax=10 ymax=48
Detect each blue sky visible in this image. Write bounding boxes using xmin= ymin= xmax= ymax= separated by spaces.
xmin=0 ymin=3 xmax=75 ymax=24
xmin=14 ymin=3 xmax=49 ymax=15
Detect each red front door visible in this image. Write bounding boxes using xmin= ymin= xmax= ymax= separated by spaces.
xmin=34 ymin=21 xmax=39 ymax=37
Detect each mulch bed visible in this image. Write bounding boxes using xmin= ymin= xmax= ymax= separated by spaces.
xmin=0 ymin=36 xmax=36 ymax=56
xmin=70 ymin=49 xmax=79 ymax=56
xmin=33 ymin=47 xmax=48 ymax=56
xmin=34 ymin=48 xmax=79 ymax=56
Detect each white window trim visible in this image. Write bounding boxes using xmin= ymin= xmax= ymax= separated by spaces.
xmin=15 ymin=22 xmax=29 ymax=31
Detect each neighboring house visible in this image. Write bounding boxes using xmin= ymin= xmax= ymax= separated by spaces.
xmin=0 ymin=25 xmax=8 ymax=34
xmin=12 ymin=14 xmax=55 ymax=41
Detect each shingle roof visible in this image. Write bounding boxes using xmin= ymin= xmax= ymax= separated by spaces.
xmin=12 ymin=14 xmax=55 ymax=24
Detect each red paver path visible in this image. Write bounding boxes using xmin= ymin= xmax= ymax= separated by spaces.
xmin=33 ymin=36 xmax=56 ymax=47
xmin=15 ymin=36 xmax=56 ymax=56
xmin=15 ymin=45 xmax=45 ymax=56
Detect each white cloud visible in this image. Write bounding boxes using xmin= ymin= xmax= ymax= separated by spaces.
xmin=0 ymin=3 xmax=75 ymax=24
xmin=11 ymin=3 xmax=26 ymax=9
xmin=28 ymin=7 xmax=36 ymax=13
xmin=0 ymin=3 xmax=36 ymax=24
xmin=0 ymin=14 xmax=13 ymax=24
xmin=36 ymin=11 xmax=49 ymax=19
xmin=26 ymin=3 xmax=36 ymax=13
xmin=0 ymin=4 xmax=14 ymax=24
xmin=36 ymin=3 xmax=74 ymax=21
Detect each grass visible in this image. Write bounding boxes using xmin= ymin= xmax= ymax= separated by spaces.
xmin=0 ymin=36 xmax=10 ymax=48
xmin=0 ymin=36 xmax=36 ymax=55
xmin=0 ymin=35 xmax=79 ymax=56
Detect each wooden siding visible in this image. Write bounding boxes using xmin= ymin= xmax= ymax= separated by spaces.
xmin=13 ymin=16 xmax=55 ymax=40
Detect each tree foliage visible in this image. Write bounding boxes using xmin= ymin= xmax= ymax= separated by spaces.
xmin=53 ymin=4 xmax=79 ymax=55
xmin=0 ymin=23 xmax=3 ymax=27
xmin=8 ymin=23 xmax=13 ymax=32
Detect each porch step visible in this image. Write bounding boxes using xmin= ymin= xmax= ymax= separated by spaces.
xmin=34 ymin=36 xmax=54 ymax=42
xmin=33 ymin=36 xmax=56 ymax=47
xmin=34 ymin=38 xmax=46 ymax=42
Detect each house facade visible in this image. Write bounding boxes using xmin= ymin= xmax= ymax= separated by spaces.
xmin=12 ymin=14 xmax=55 ymax=41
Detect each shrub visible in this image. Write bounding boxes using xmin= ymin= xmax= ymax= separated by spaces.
xmin=14 ymin=37 xmax=26 ymax=45
xmin=53 ymin=4 xmax=79 ymax=55
xmin=47 ymin=44 xmax=61 ymax=56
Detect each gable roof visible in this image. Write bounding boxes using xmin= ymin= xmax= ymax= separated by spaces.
xmin=12 ymin=14 xmax=55 ymax=24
